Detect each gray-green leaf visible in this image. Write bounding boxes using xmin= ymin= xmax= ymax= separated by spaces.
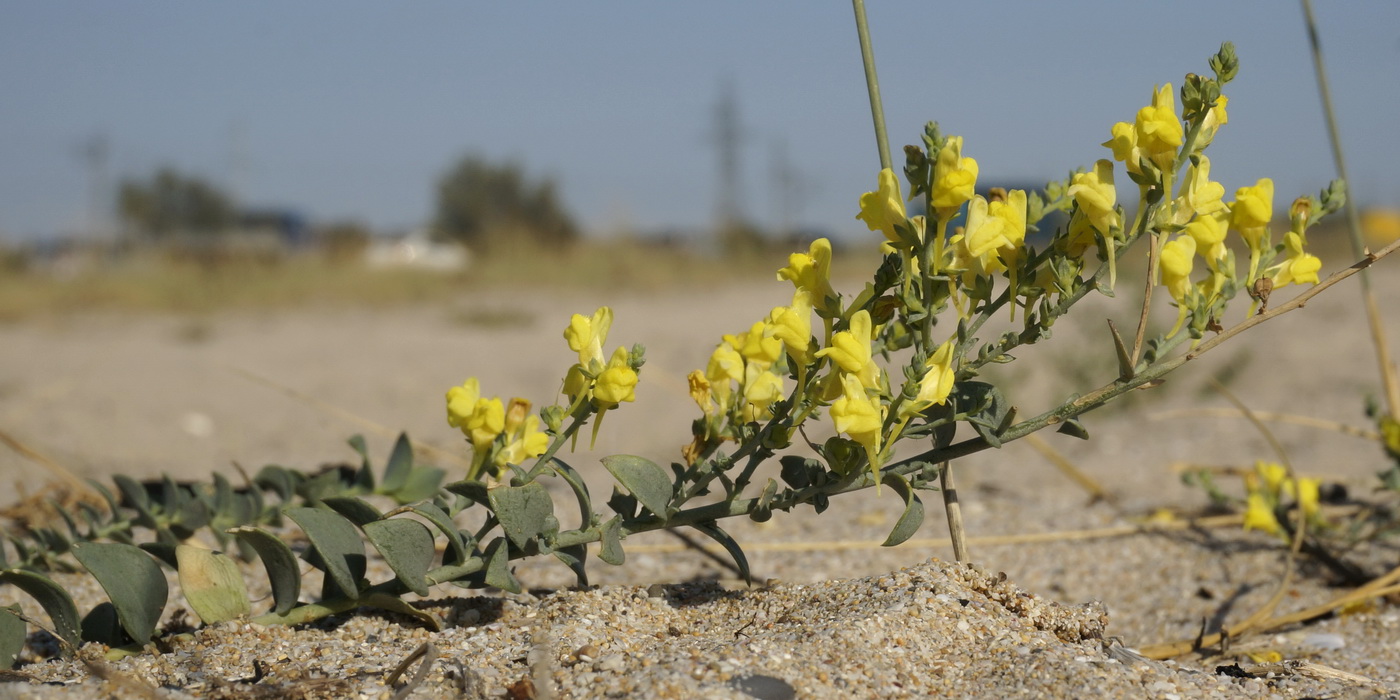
xmin=229 ymin=526 xmax=301 ymax=615
xmin=0 ymin=569 xmax=81 ymax=649
xmin=487 ymin=482 xmax=554 ymax=550
xmin=0 ymin=604 xmax=25 ymax=669
xmin=880 ymin=473 xmax=925 ymax=547
xmin=363 ymin=519 xmax=435 ymax=596
xmin=286 ymin=507 xmax=366 ymax=600
xmin=72 ymin=542 xmax=168 ymax=645
xmin=602 ymin=455 xmax=672 ymax=518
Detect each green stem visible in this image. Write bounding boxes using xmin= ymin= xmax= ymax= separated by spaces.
xmin=851 ymin=0 xmax=891 ymax=171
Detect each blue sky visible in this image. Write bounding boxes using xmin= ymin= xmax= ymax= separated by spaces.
xmin=2 ymin=2 xmax=1398 ymax=243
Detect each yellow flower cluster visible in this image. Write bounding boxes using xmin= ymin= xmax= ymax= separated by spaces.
xmin=446 ymin=378 xmax=548 ymax=476
xmin=1242 ymin=461 xmax=1321 ymax=538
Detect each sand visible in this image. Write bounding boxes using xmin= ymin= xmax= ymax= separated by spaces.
xmin=3 ymin=265 xmax=1400 ymax=697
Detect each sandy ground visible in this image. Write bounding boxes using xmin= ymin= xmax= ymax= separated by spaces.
xmin=3 ymin=257 xmax=1400 ymax=697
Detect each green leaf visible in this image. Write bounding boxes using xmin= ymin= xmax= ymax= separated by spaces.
xmin=393 ymin=465 xmax=446 ymax=504
xmin=481 ymin=538 xmax=520 ymax=593
xmin=444 ymin=479 xmax=490 ymax=506
xmin=348 ymin=434 xmax=375 ymax=491
xmin=323 ymin=496 xmax=385 ymax=527
xmin=112 ymin=475 xmax=157 ymax=529
xmin=80 ymin=602 xmax=126 ymax=647
xmin=71 ymin=542 xmax=167 ymax=646
xmin=602 ymin=455 xmax=672 ymax=518
xmin=691 ymin=522 xmax=751 ymax=585
xmin=548 ymin=458 xmax=594 ymax=530
xmin=950 ymin=381 xmax=1009 ymax=448
xmin=598 ymin=516 xmax=625 ymax=566
xmin=229 ymin=527 xmax=301 ymax=615
xmin=176 ymin=546 xmax=250 ymax=625
xmin=285 ymin=507 xmax=366 ymax=601
xmin=551 ymin=545 xmax=589 ymax=588
xmin=253 ymin=466 xmax=299 ymax=503
xmin=1057 ymin=417 xmax=1090 ymax=440
xmin=487 ymin=482 xmax=555 ymax=550
xmin=379 ymin=433 xmax=414 ymax=494
xmin=407 ymin=501 xmax=468 ymax=566
xmin=879 ymin=473 xmax=926 ymax=547
xmin=363 ymin=519 xmax=435 ymax=597
xmin=0 ymin=604 xmax=25 ymax=669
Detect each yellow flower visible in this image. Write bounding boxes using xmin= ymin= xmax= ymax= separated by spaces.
xmin=1255 ymin=461 xmax=1287 ymax=495
xmin=687 ymin=370 xmax=713 ymax=415
xmin=742 ymin=367 xmax=784 ymax=422
xmin=1176 ymin=156 xmax=1227 ymax=223
xmin=769 ymin=292 xmax=814 ymax=367
xmin=1197 ymin=94 xmax=1229 ymax=148
xmin=1294 ymin=477 xmax=1321 ymax=519
xmin=1186 ymin=213 xmax=1228 ymax=255
xmin=565 ymin=307 xmax=613 ymax=368
xmin=777 ymin=238 xmax=837 ymax=315
xmin=815 ymin=309 xmax=879 ymax=389
xmin=931 ymin=136 xmax=979 ymax=219
xmin=1103 ymin=121 xmax=1138 ymax=168
xmin=830 ymin=374 xmax=885 ymax=479
xmin=1067 ymin=160 xmax=1119 ymax=235
xmin=1270 ymin=231 xmax=1322 ymax=287
xmin=963 ymin=196 xmax=1010 ymax=261
xmin=856 ymin=168 xmax=907 ymax=246
xmin=736 ymin=320 xmax=783 ymax=370
xmin=1160 ymin=234 xmax=1196 ymax=304
xmin=899 ymin=338 xmax=956 ymax=419
xmin=1135 ymin=84 xmax=1184 ymax=165
xmin=706 ymin=343 xmax=744 ymax=390
xmin=594 ymin=346 xmax=638 ymax=408
xmin=1230 ymin=178 xmax=1275 ymax=249
xmin=496 ymin=399 xmax=549 ymax=467
xmin=447 ymin=378 xmax=506 ymax=452
xmin=1243 ymin=491 xmax=1282 ymax=535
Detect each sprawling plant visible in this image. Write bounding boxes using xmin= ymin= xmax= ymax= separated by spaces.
xmin=1 ymin=43 xmax=1376 ymax=669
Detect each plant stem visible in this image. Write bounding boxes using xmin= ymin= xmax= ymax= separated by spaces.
xmin=851 ymin=0 xmax=891 ymax=171
xmin=1300 ymin=0 xmax=1400 ymax=418
xmin=939 ymin=461 xmax=968 ymax=562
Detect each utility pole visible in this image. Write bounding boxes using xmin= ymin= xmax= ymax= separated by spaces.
xmin=709 ymin=78 xmax=747 ymax=249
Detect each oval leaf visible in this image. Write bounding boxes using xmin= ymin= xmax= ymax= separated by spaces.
xmin=176 ymin=545 xmax=251 ymax=625
xmin=229 ymin=526 xmax=302 ymax=615
xmin=0 ymin=570 xmax=81 ymax=649
xmin=602 ymin=455 xmax=672 ymax=518
xmin=598 ymin=516 xmax=625 ymax=566
xmin=363 ymin=519 xmax=435 ymax=597
xmin=879 ymin=473 xmax=925 ymax=547
xmin=482 ymin=538 xmax=521 ymax=594
xmin=72 ymin=541 xmax=167 ymax=645
xmin=285 ymin=507 xmax=366 ymax=600
xmin=487 ymin=482 xmax=554 ymax=550
xmin=548 ymin=458 xmax=593 ymax=529
xmin=323 ymin=497 xmax=384 ymax=527
xmin=1 ymin=604 xmax=25 ymax=669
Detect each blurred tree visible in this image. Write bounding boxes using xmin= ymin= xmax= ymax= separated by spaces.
xmin=434 ymin=156 xmax=577 ymax=250
xmin=118 ymin=168 xmax=234 ymax=237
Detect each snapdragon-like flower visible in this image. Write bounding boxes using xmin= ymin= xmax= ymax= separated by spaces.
xmin=856 ymin=168 xmax=908 ymax=247
xmin=769 ymin=291 xmax=814 ymax=367
xmin=1160 ymin=234 xmax=1197 ymax=337
xmin=447 ymin=378 xmax=506 ymax=453
xmin=687 ymin=369 xmax=714 ymax=415
xmin=1230 ymin=178 xmax=1274 ymax=249
xmin=565 ymin=307 xmax=613 ymax=368
xmin=734 ymin=320 xmax=783 ymax=371
xmin=1243 ymin=491 xmax=1282 ymax=535
xmin=830 ymin=373 xmax=884 ymax=479
xmin=742 ymin=366 xmax=784 ymax=422
xmin=1103 ymin=121 xmax=1139 ymax=172
xmin=777 ymin=238 xmax=837 ymax=316
xmin=705 ymin=342 xmax=744 ymax=408
xmin=1068 ymin=160 xmax=1119 ymax=235
xmin=1268 ymin=231 xmax=1322 ymax=287
xmin=898 ymin=339 xmax=956 ymax=420
xmin=1196 ymin=95 xmax=1229 ymax=148
xmin=815 ymin=309 xmax=879 ymax=389
xmin=931 ymin=136 xmax=978 ymax=219
xmin=594 ymin=346 xmax=639 ymax=408
xmin=1185 ymin=214 xmax=1228 ymax=267
xmin=495 ymin=398 xmax=549 ymax=468
xmin=1135 ymin=85 xmax=1184 ymax=165
xmin=1175 ymin=156 xmax=1227 ymax=224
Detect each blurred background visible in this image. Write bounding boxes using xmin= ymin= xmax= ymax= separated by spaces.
xmin=2 ymin=2 xmax=1399 ymax=505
